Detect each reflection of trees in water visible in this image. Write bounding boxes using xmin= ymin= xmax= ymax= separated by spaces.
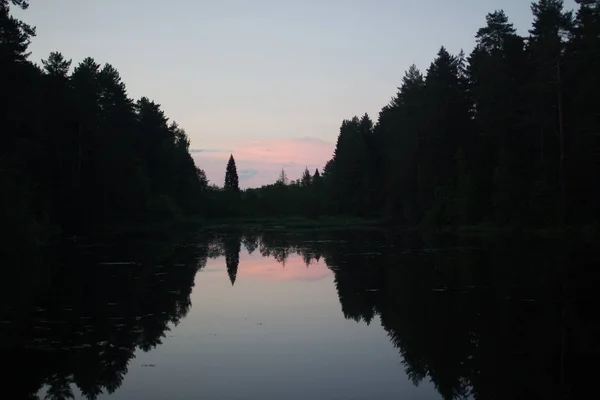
xmin=254 ymin=231 xmax=600 ymax=400
xmin=3 ymin=231 xmax=598 ymax=400
xmin=243 ymin=231 xmax=327 ymax=269
xmin=0 ymin=233 xmax=211 ymax=400
xmin=224 ymin=232 xmax=242 ymax=285
xmin=259 ymin=234 xmax=293 ymax=266
xmin=241 ymin=233 xmax=259 ymax=255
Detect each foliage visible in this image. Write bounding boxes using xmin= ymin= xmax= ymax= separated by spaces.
xmin=4 ymin=0 xmax=600 ymax=239
xmin=1 ymin=2 xmax=209 ymax=243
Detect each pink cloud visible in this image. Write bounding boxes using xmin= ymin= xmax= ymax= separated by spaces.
xmin=192 ymin=137 xmax=334 ymax=188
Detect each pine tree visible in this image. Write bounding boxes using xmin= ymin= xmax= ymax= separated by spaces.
xmin=42 ymin=51 xmax=71 ymax=77
xmin=329 ymin=116 xmax=371 ymax=214
xmin=526 ymin=0 xmax=573 ymax=225
xmin=377 ymin=64 xmax=426 ymax=223
xmin=469 ymin=10 xmax=529 ymax=224
xmin=0 ymin=0 xmax=35 ymax=64
xmin=224 ymin=154 xmax=240 ymax=193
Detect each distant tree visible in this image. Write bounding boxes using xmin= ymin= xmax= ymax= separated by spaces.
xmin=313 ymin=168 xmax=321 ymax=182
xmin=196 ymin=167 xmax=208 ymax=190
xmin=276 ymin=168 xmax=288 ymax=186
xmin=301 ymin=167 xmax=312 ymax=187
xmin=224 ymin=154 xmax=240 ymax=193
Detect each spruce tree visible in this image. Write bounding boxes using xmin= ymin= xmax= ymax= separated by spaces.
xmin=224 ymin=154 xmax=240 ymax=193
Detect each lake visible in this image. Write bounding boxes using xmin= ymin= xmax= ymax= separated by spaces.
xmin=1 ymin=229 xmax=598 ymax=400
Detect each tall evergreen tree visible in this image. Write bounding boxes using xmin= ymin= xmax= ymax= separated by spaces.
xmin=469 ymin=10 xmax=529 ymax=224
xmin=565 ymin=0 xmax=600 ymax=223
xmin=526 ymin=0 xmax=573 ymax=224
xmin=377 ymin=64 xmax=426 ymax=223
xmin=224 ymin=154 xmax=240 ymax=193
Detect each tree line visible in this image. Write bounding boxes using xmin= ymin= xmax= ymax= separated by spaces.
xmin=229 ymin=0 xmax=600 ymax=229
xmin=325 ymin=0 xmax=600 ymax=228
xmin=3 ymin=0 xmax=600 ymax=243
xmin=1 ymin=0 xmax=209 ymax=245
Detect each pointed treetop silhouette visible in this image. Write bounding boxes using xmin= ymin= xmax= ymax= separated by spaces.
xmin=224 ymin=154 xmax=240 ymax=194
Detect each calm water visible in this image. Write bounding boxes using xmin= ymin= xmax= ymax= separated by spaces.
xmin=1 ymin=229 xmax=598 ymax=400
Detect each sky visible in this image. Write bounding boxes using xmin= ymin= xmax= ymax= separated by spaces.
xmin=15 ymin=0 xmax=579 ymax=187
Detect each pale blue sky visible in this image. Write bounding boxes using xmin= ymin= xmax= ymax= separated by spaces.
xmin=14 ymin=0 xmax=578 ymax=185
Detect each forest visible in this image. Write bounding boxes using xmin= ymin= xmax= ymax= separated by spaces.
xmin=2 ymin=0 xmax=600 ymax=246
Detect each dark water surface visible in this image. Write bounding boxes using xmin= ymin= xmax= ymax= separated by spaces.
xmin=1 ymin=229 xmax=598 ymax=400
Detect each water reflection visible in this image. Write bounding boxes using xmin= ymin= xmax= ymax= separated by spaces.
xmin=241 ymin=230 xmax=599 ymax=400
xmin=1 ymin=230 xmax=598 ymax=399
xmin=223 ymin=232 xmax=242 ymax=286
xmin=1 ymin=232 xmax=210 ymax=400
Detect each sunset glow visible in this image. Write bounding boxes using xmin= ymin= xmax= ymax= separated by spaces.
xmin=192 ymin=137 xmax=334 ymax=188
xmin=238 ymin=251 xmax=330 ymax=283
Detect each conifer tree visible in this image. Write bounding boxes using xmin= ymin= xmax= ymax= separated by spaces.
xmin=224 ymin=154 xmax=240 ymax=193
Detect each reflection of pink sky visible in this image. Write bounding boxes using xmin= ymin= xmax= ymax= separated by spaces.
xmin=192 ymin=137 xmax=334 ymax=188
xmin=239 ymin=253 xmax=330 ymax=283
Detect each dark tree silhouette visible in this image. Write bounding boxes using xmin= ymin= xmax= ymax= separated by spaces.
xmin=0 ymin=232 xmax=210 ymax=400
xmin=313 ymin=168 xmax=321 ymax=182
xmin=1 ymin=2 xmax=210 ymax=243
xmin=224 ymin=154 xmax=240 ymax=194
xmin=301 ymin=167 xmax=312 ymax=187
xmin=293 ymin=0 xmax=600 ymax=229
xmin=4 ymin=0 xmax=600 ymax=237
xmin=276 ymin=168 xmax=288 ymax=186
